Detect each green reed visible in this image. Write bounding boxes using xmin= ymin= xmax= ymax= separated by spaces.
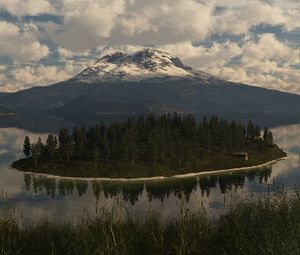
xmin=1 ymin=192 xmax=300 ymax=255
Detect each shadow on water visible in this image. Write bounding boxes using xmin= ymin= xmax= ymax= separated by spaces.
xmin=23 ymin=167 xmax=273 ymax=205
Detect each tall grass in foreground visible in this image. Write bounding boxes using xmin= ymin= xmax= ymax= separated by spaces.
xmin=1 ymin=193 xmax=300 ymax=255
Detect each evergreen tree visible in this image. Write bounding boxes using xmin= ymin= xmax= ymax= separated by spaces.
xmin=21 ymin=114 xmax=276 ymax=172
xmin=31 ymin=144 xmax=39 ymax=166
xmin=73 ymin=127 xmax=86 ymax=160
xmin=247 ymin=120 xmax=256 ymax=139
xmin=59 ymin=128 xmax=73 ymax=161
xmin=263 ymin=127 xmax=273 ymax=143
xmin=93 ymin=147 xmax=100 ymax=167
xmin=268 ymin=131 xmax=274 ymax=144
xmin=255 ymin=126 xmax=261 ymax=139
xmin=127 ymin=130 xmax=138 ymax=165
xmin=147 ymin=130 xmax=160 ymax=166
xmin=46 ymin=134 xmax=56 ymax=159
xmin=31 ymin=138 xmax=44 ymax=165
xmin=23 ymin=136 xmax=31 ymax=158
xmin=263 ymin=127 xmax=269 ymax=142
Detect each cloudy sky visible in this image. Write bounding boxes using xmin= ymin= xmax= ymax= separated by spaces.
xmin=0 ymin=0 xmax=300 ymax=93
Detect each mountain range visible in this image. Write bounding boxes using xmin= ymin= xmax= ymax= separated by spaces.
xmin=1 ymin=48 xmax=300 ymax=117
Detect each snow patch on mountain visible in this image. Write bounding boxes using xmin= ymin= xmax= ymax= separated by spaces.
xmin=74 ymin=48 xmax=214 ymax=82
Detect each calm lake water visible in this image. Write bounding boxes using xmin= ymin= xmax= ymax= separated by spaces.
xmin=0 ymin=116 xmax=300 ymax=222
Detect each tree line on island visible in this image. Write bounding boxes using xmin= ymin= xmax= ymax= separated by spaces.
xmin=22 ymin=113 xmax=275 ymax=169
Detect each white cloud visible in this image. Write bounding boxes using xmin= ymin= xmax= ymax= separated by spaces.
xmin=38 ymin=0 xmax=300 ymax=51
xmin=57 ymin=47 xmax=75 ymax=59
xmin=212 ymin=0 xmax=300 ymax=35
xmin=57 ymin=47 xmax=92 ymax=60
xmin=0 ymin=66 xmax=68 ymax=92
xmin=0 ymin=65 xmax=7 ymax=71
xmin=13 ymin=66 xmax=69 ymax=85
xmin=1 ymin=0 xmax=300 ymax=48
xmin=0 ymin=21 xmax=19 ymax=37
xmin=159 ymin=36 xmax=300 ymax=94
xmin=144 ymin=0 xmax=213 ymax=39
xmin=230 ymin=33 xmax=300 ymax=93
xmin=0 ymin=74 xmax=6 ymax=83
xmin=48 ymin=0 xmax=215 ymax=50
xmin=0 ymin=21 xmax=49 ymax=62
xmin=46 ymin=0 xmax=125 ymax=51
xmin=60 ymin=0 xmax=126 ymax=38
xmin=0 ymin=0 xmax=300 ymax=95
xmin=241 ymin=33 xmax=300 ymax=67
xmin=118 ymin=13 xmax=157 ymax=36
xmin=95 ymin=45 xmax=143 ymax=57
xmin=0 ymin=0 xmax=53 ymax=16
xmin=0 ymin=60 xmax=92 ymax=92
xmin=161 ymin=41 xmax=242 ymax=68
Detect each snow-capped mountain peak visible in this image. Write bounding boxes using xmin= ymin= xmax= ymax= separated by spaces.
xmin=75 ymin=48 xmax=213 ymax=82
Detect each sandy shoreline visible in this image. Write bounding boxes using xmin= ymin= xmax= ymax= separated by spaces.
xmin=11 ymin=156 xmax=288 ymax=182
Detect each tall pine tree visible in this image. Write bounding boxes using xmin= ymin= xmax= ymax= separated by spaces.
xmin=23 ymin=136 xmax=31 ymax=158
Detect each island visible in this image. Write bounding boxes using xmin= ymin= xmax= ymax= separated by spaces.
xmin=12 ymin=113 xmax=287 ymax=178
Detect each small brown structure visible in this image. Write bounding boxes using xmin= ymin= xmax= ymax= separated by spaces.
xmin=232 ymin=152 xmax=248 ymax=161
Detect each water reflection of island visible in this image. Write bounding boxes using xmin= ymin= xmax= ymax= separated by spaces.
xmin=23 ymin=167 xmax=272 ymax=204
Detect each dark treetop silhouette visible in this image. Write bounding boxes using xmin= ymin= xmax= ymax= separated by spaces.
xmin=13 ymin=113 xmax=286 ymax=178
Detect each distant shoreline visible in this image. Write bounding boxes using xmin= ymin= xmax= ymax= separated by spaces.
xmin=11 ymin=156 xmax=288 ymax=182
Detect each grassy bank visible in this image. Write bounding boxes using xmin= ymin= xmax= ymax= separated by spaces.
xmin=1 ymin=192 xmax=300 ymax=255
xmin=12 ymin=145 xmax=286 ymax=178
